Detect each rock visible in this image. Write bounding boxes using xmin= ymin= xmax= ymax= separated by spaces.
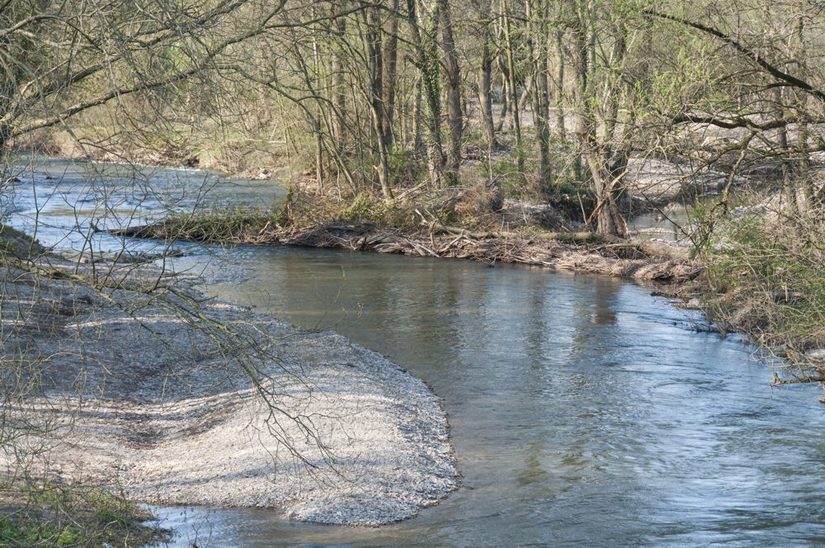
xmin=807 ymin=349 xmax=825 ymax=362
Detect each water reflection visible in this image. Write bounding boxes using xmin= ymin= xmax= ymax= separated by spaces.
xmin=154 ymin=247 xmax=825 ymax=546
xmin=6 ymin=160 xmax=825 ymax=546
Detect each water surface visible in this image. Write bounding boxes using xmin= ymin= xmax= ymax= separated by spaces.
xmin=5 ymin=158 xmax=824 ymax=546
xmin=152 ymin=247 xmax=824 ymax=546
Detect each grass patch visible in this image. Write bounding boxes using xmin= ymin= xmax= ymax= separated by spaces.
xmin=702 ymin=208 xmax=825 ymax=377
xmin=0 ymin=479 xmax=164 ymax=547
xmin=0 ymin=225 xmax=43 ymax=260
xmin=159 ymin=207 xmax=273 ymax=242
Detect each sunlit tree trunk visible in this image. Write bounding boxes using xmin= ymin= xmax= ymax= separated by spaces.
xmin=332 ymin=6 xmax=348 ymax=142
xmin=553 ymin=30 xmax=567 ymax=141
xmin=381 ymin=0 xmax=400 ymax=150
xmin=479 ymin=25 xmax=500 ymax=150
xmin=526 ymin=0 xmax=552 ymax=193
xmin=569 ymin=0 xmax=628 ymax=237
xmin=500 ymin=0 xmax=524 ymax=173
xmin=365 ymin=7 xmax=393 ymax=199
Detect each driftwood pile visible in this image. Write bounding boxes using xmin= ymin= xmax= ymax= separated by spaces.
xmin=263 ymin=221 xmax=700 ymax=284
xmin=112 ymin=219 xmax=701 ymax=285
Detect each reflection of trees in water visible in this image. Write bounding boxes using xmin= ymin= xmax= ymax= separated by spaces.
xmin=257 ymin=253 xmax=472 ymax=369
xmin=592 ymin=281 xmax=618 ymax=326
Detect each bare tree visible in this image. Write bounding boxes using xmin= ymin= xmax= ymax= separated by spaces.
xmin=0 ymin=1 xmax=289 ymax=156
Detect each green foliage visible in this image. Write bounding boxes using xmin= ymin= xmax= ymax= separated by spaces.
xmin=547 ymin=172 xmax=588 ymax=198
xmin=0 ymin=225 xmax=43 ymax=260
xmin=387 ymin=149 xmax=424 ymax=186
xmin=703 ymin=210 xmax=825 ymax=373
xmin=0 ymin=480 xmax=161 ymax=547
xmin=340 ymin=192 xmax=417 ymax=228
xmin=490 ymin=156 xmax=526 ymax=199
xmin=342 ymin=192 xmax=381 ymax=221
xmin=0 ymin=516 xmax=81 ymax=546
xmin=682 ymin=198 xmax=721 ymax=255
xmin=163 ymin=207 xmax=272 ymax=242
xmin=489 ymin=146 xmax=589 ymax=203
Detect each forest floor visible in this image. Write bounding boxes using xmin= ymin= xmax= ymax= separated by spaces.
xmin=0 ymin=251 xmax=457 ymax=532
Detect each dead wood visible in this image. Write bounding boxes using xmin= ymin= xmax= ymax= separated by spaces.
xmin=109 ymin=220 xmax=700 ymax=286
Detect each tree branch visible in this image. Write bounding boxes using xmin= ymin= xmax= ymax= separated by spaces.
xmin=645 ymin=9 xmax=825 ymax=103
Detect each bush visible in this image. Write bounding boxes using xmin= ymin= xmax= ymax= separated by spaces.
xmin=703 ymin=208 xmax=825 ymax=377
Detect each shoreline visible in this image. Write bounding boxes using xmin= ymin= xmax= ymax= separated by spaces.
xmin=113 ymin=219 xmax=704 ymax=298
xmin=110 ymin=214 xmax=825 ymax=385
xmin=0 ymin=257 xmax=458 ymax=526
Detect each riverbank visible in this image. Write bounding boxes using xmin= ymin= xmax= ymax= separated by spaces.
xmin=108 ymin=185 xmax=825 ymax=386
xmin=0 ymin=253 xmax=458 ymax=528
xmin=111 ymin=212 xmax=702 ymax=291
xmin=108 ymin=204 xmax=706 ymax=312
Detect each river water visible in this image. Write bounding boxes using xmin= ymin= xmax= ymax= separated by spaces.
xmin=5 ymin=158 xmax=825 ymax=546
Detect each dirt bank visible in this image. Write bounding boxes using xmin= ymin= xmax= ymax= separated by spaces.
xmin=0 ymin=258 xmax=458 ymax=526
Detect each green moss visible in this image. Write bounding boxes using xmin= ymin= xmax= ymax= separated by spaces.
xmin=342 ymin=192 xmax=381 ymax=221
xmin=0 ymin=225 xmax=43 ymax=260
xmin=56 ymin=526 xmax=81 ymax=546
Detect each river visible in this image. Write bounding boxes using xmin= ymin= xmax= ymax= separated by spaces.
xmin=5 ymin=158 xmax=825 ymax=546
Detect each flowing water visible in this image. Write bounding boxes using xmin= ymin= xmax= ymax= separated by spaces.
xmin=5 ymin=158 xmax=825 ymax=546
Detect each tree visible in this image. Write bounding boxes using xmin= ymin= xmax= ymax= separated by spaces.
xmin=438 ymin=0 xmax=463 ymax=183
xmin=525 ymin=0 xmax=552 ymax=192
xmin=472 ymin=0 xmax=501 ymax=151
xmin=648 ymin=1 xmax=825 ymax=215
xmin=0 ymin=1 xmax=290 ymax=156
xmin=406 ymin=0 xmax=448 ymax=187
xmin=567 ymin=0 xmax=636 ymax=237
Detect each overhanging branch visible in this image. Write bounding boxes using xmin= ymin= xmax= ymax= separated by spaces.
xmin=645 ymin=9 xmax=825 ymax=103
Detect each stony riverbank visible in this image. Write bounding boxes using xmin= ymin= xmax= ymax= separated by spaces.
xmin=0 ymin=256 xmax=458 ymax=526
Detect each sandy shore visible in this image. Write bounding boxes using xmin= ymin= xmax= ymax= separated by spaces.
xmin=0 ymin=260 xmax=457 ymax=526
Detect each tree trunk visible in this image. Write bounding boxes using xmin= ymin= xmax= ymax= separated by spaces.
xmin=793 ymin=11 xmax=813 ymax=213
xmin=438 ymin=0 xmax=462 ymax=184
xmin=526 ymin=0 xmax=552 ymax=194
xmin=569 ymin=0 xmax=628 ymax=237
xmin=413 ymin=76 xmax=424 ymax=151
xmin=381 ymin=0 xmax=400 ymax=150
xmin=795 ymin=117 xmax=811 ymax=213
xmin=406 ymin=0 xmax=446 ymax=187
xmin=501 ymin=0 xmax=524 ymax=173
xmin=479 ymin=24 xmax=500 ymax=150
xmin=553 ymin=30 xmax=567 ymax=141
xmin=311 ymin=13 xmax=326 ymax=187
xmin=774 ymin=88 xmax=798 ymax=216
xmin=0 ymin=123 xmax=9 ymax=156
xmin=367 ymin=7 xmax=393 ymax=199
xmin=496 ymin=75 xmax=509 ymax=132
xmin=332 ymin=7 xmax=347 ymax=142
xmin=584 ymin=148 xmax=629 ymax=237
